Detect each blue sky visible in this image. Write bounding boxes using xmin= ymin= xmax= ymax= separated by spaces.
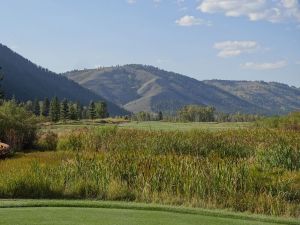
xmin=0 ymin=0 xmax=300 ymax=86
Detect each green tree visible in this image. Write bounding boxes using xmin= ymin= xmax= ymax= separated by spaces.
xmin=50 ymin=97 xmax=60 ymax=122
xmin=0 ymin=67 xmax=4 ymax=99
xmin=76 ymin=102 xmax=82 ymax=120
xmin=89 ymin=101 xmax=96 ymax=120
xmin=95 ymin=101 xmax=109 ymax=118
xmin=24 ymin=100 xmax=33 ymax=112
xmin=33 ymin=99 xmax=40 ymax=116
xmin=178 ymin=105 xmax=215 ymax=122
xmin=41 ymin=97 xmax=50 ymax=117
xmin=60 ymin=99 xmax=69 ymax=121
xmin=158 ymin=111 xmax=163 ymax=121
xmin=69 ymin=103 xmax=77 ymax=120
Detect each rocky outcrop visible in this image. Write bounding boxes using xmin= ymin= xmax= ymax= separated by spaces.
xmin=0 ymin=142 xmax=11 ymax=158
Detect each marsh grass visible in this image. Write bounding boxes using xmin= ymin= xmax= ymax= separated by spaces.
xmin=0 ymin=127 xmax=299 ymax=217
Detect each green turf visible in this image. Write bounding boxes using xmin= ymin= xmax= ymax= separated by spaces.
xmin=0 ymin=200 xmax=298 ymax=225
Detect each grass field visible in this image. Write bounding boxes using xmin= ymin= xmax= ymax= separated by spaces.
xmin=0 ymin=200 xmax=298 ymax=225
xmin=119 ymin=121 xmax=252 ymax=131
xmin=41 ymin=120 xmax=252 ymax=134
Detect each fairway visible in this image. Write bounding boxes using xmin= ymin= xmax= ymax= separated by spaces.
xmin=0 ymin=200 xmax=298 ymax=225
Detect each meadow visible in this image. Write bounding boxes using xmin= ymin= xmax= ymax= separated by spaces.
xmin=40 ymin=120 xmax=253 ymax=135
xmin=0 ymin=124 xmax=299 ymax=219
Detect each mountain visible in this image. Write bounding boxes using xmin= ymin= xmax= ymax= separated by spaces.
xmin=64 ymin=64 xmax=300 ymax=115
xmin=0 ymin=44 xmax=127 ymax=116
xmin=204 ymin=80 xmax=300 ymax=114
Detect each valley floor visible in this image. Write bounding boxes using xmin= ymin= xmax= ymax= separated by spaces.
xmin=41 ymin=120 xmax=252 ymax=134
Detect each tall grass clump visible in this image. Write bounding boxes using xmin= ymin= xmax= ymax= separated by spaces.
xmin=36 ymin=130 xmax=58 ymax=151
xmin=256 ymin=112 xmax=300 ymax=131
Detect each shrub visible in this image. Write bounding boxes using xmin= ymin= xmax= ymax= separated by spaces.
xmin=257 ymin=140 xmax=300 ymax=170
xmin=0 ymin=101 xmax=37 ymax=151
xmin=36 ymin=131 xmax=58 ymax=151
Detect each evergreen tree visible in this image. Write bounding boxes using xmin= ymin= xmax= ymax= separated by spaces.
xmin=158 ymin=111 xmax=163 ymax=121
xmin=33 ymin=99 xmax=40 ymax=116
xmin=41 ymin=97 xmax=50 ymax=117
xmin=50 ymin=97 xmax=60 ymax=122
xmin=0 ymin=67 xmax=4 ymax=99
xmin=69 ymin=103 xmax=77 ymax=120
xmin=24 ymin=100 xmax=33 ymax=112
xmin=82 ymin=106 xmax=88 ymax=119
xmin=76 ymin=102 xmax=82 ymax=120
xmin=89 ymin=101 xmax=96 ymax=120
xmin=60 ymin=99 xmax=69 ymax=121
xmin=96 ymin=101 xmax=109 ymax=118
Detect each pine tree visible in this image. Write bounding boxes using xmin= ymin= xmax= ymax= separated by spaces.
xmin=33 ymin=99 xmax=40 ymax=116
xmin=0 ymin=67 xmax=4 ymax=99
xmin=41 ymin=97 xmax=50 ymax=117
xmin=24 ymin=100 xmax=33 ymax=112
xmin=89 ymin=101 xmax=96 ymax=120
xmin=158 ymin=111 xmax=163 ymax=121
xmin=60 ymin=99 xmax=69 ymax=121
xmin=96 ymin=101 xmax=109 ymax=118
xmin=69 ymin=103 xmax=77 ymax=120
xmin=50 ymin=97 xmax=60 ymax=122
xmin=76 ymin=102 xmax=82 ymax=120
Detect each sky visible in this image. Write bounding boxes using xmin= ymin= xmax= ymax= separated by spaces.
xmin=0 ymin=0 xmax=300 ymax=86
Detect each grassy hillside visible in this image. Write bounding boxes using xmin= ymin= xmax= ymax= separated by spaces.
xmin=0 ymin=44 xmax=128 ymax=116
xmin=64 ymin=64 xmax=300 ymax=115
xmin=204 ymin=80 xmax=300 ymax=115
xmin=64 ymin=65 xmax=263 ymax=114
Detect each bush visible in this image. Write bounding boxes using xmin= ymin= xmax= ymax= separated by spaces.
xmin=257 ymin=140 xmax=300 ymax=170
xmin=0 ymin=101 xmax=37 ymax=151
xmin=36 ymin=131 xmax=58 ymax=151
xmin=256 ymin=112 xmax=300 ymax=130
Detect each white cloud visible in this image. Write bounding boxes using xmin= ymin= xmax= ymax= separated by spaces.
xmin=127 ymin=0 xmax=136 ymax=4
xmin=198 ymin=0 xmax=300 ymax=23
xmin=241 ymin=60 xmax=288 ymax=70
xmin=214 ymin=41 xmax=258 ymax=58
xmin=176 ymin=15 xmax=212 ymax=26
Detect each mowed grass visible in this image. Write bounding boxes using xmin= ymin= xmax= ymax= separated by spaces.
xmin=0 ymin=200 xmax=298 ymax=225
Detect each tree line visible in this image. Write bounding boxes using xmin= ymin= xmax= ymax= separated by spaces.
xmin=132 ymin=105 xmax=262 ymax=122
xmin=22 ymin=97 xmax=109 ymax=122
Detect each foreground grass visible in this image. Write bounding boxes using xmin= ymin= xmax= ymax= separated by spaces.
xmin=0 ymin=200 xmax=298 ymax=225
xmin=2 ymin=126 xmax=300 ymax=217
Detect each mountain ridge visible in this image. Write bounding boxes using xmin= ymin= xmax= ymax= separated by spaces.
xmin=63 ymin=64 xmax=300 ymax=115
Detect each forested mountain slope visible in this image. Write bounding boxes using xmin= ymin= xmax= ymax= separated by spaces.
xmin=0 ymin=44 xmax=127 ymax=116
